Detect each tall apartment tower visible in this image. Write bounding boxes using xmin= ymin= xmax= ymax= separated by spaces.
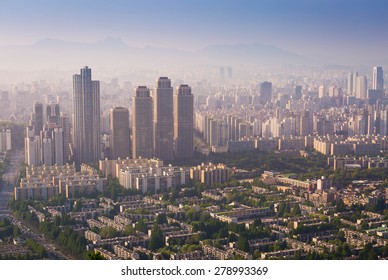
xmin=60 ymin=113 xmax=71 ymax=162
xmin=298 ymin=110 xmax=313 ymax=136
xmin=110 ymin=107 xmax=130 ymax=160
xmin=318 ymin=85 xmax=326 ymax=98
xmin=33 ymin=102 xmax=44 ymax=135
xmin=372 ymin=66 xmax=384 ymax=91
xmin=52 ymin=127 xmax=64 ymax=165
xmin=153 ymin=77 xmax=174 ymax=161
xmin=72 ymin=66 xmax=100 ymax=165
xmin=132 ymin=86 xmax=153 ymax=159
xmin=352 ymin=72 xmax=359 ymax=96
xmin=174 ymin=84 xmax=194 ymax=159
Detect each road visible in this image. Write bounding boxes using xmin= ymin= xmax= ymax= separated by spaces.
xmin=0 ymin=150 xmax=70 ymax=259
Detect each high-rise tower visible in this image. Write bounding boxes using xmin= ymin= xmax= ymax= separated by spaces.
xmin=132 ymin=86 xmax=153 ymax=159
xmin=33 ymin=102 xmax=44 ymax=135
xmin=260 ymin=81 xmax=272 ymax=105
xmin=72 ymin=66 xmax=100 ymax=165
xmin=356 ymin=75 xmax=368 ymax=100
xmin=60 ymin=113 xmax=71 ymax=162
xmin=347 ymin=72 xmax=354 ymax=96
xmin=110 ymin=107 xmax=130 ymax=160
xmin=174 ymin=84 xmax=194 ymax=159
xmin=372 ymin=66 xmax=384 ymax=91
xmin=153 ymin=77 xmax=173 ymax=161
xmin=46 ymin=103 xmax=60 ymax=128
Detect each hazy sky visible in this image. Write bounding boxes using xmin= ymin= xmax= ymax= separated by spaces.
xmin=1 ymin=0 xmax=388 ymax=59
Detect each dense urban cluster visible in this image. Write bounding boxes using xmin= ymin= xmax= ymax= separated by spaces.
xmin=0 ymin=65 xmax=387 ymax=260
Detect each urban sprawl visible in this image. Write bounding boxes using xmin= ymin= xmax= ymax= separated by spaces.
xmin=0 ymin=66 xmax=387 ymax=260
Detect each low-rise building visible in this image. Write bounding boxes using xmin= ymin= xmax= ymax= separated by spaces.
xmin=190 ymin=163 xmax=231 ymax=186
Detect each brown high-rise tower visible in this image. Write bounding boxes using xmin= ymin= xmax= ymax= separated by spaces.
xmin=174 ymin=84 xmax=194 ymax=159
xmin=110 ymin=107 xmax=130 ymax=160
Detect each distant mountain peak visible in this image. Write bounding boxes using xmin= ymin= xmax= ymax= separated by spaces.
xmin=96 ymin=37 xmax=128 ymax=47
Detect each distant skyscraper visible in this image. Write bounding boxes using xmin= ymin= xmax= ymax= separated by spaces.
xmin=174 ymin=84 xmax=194 ymax=159
xmin=153 ymin=77 xmax=174 ymax=161
xmin=46 ymin=103 xmax=60 ymax=128
xmin=352 ymin=72 xmax=358 ymax=96
xmin=60 ymin=113 xmax=71 ymax=162
xmin=372 ymin=66 xmax=384 ymax=91
xmin=52 ymin=127 xmax=64 ymax=165
xmin=380 ymin=108 xmax=388 ymax=136
xmin=347 ymin=72 xmax=354 ymax=96
xmin=227 ymin=67 xmax=233 ymax=80
xmin=355 ymin=75 xmax=367 ymax=99
xmin=293 ymin=85 xmax=302 ymax=100
xmin=298 ymin=110 xmax=313 ymax=136
xmin=72 ymin=66 xmax=100 ymax=165
xmin=219 ymin=67 xmax=225 ymax=83
xmin=33 ymin=102 xmax=44 ymax=135
xmin=110 ymin=107 xmax=130 ymax=160
xmin=318 ymin=85 xmax=326 ymax=98
xmin=42 ymin=136 xmax=53 ymax=166
xmin=260 ymin=81 xmax=272 ymax=105
xmin=132 ymin=86 xmax=153 ymax=159
xmin=25 ymin=126 xmax=40 ymax=166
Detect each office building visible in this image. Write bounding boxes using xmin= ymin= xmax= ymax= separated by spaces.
xmin=132 ymin=86 xmax=153 ymax=159
xmin=372 ymin=66 xmax=384 ymax=91
xmin=153 ymin=77 xmax=173 ymax=161
xmin=174 ymin=84 xmax=194 ymax=159
xmin=72 ymin=66 xmax=101 ymax=165
xmin=110 ymin=107 xmax=130 ymax=160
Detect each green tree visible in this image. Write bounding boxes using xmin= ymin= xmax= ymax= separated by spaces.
xmin=148 ymin=224 xmax=164 ymax=250
xmin=237 ymin=236 xmax=250 ymax=252
xmin=228 ymin=233 xmax=238 ymax=243
xmin=100 ymin=226 xmax=119 ymax=239
xmin=156 ymin=213 xmax=168 ymax=225
xmin=291 ymin=204 xmax=301 ymax=216
xmin=87 ymin=251 xmax=105 ymax=260
xmin=218 ymin=228 xmax=228 ymax=238
xmin=135 ymin=219 xmax=148 ymax=234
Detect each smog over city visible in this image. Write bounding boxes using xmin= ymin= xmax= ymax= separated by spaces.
xmin=0 ymin=0 xmax=388 ymax=271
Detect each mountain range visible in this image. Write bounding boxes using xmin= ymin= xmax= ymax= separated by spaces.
xmin=0 ymin=37 xmax=319 ymax=71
